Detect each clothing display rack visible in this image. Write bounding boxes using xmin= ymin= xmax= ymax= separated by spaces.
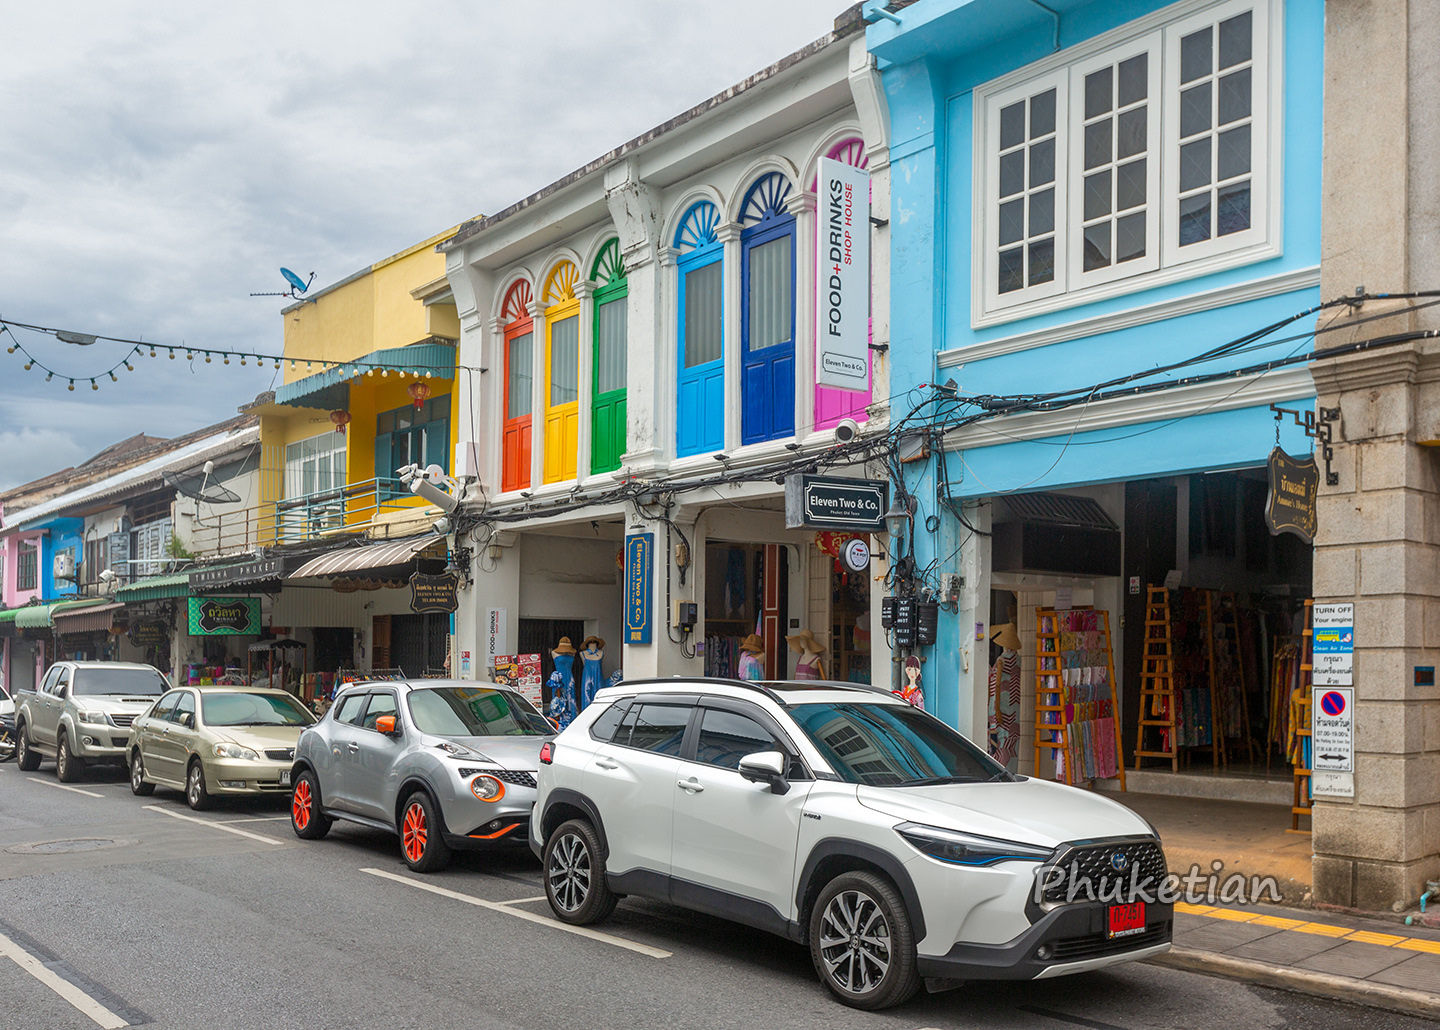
xmin=1133 ymin=587 xmax=1178 ymax=771
xmin=1290 ymin=600 xmax=1315 ymax=832
xmin=1034 ymin=607 xmax=1125 ymax=790
xmin=1213 ymin=593 xmax=1257 ymax=763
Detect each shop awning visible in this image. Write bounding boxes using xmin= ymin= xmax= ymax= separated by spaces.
xmin=190 ymin=554 xmax=290 ymax=592
xmin=116 ymin=572 xmax=193 ymax=603
xmin=0 ymin=608 xmax=18 ymax=637
xmin=53 ymin=601 xmax=125 ymax=635
xmin=13 ymin=598 xmax=113 ymax=631
xmin=274 ymin=340 xmax=456 ymax=410
xmin=288 ymin=535 xmax=444 ymax=579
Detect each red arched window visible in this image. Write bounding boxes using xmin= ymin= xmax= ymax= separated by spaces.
xmin=501 ymin=279 xmax=534 ymax=492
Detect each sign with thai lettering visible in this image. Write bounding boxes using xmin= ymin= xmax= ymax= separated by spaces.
xmin=1265 ymin=447 xmax=1319 ymax=542
xmin=1311 ymin=685 xmax=1355 ymax=797
xmin=128 ymin=622 xmax=167 ymax=648
xmin=815 ymin=156 xmax=870 ymax=390
xmin=1311 ymin=602 xmax=1354 ymax=686
xmin=187 ymin=597 xmax=259 ymax=636
xmin=784 ymin=474 xmax=888 ymax=531
xmin=624 ymin=533 xmax=654 ymax=646
xmin=409 ymin=572 xmax=459 ymax=614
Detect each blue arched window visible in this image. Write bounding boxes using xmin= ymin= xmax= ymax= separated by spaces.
xmin=738 ymin=172 xmax=796 ymax=445
xmin=675 ymin=201 xmax=724 ymax=457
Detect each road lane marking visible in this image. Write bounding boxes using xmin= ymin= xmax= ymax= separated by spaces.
xmin=143 ymin=805 xmax=285 ymax=845
xmin=361 ymin=868 xmax=671 ymax=958
xmin=496 ymin=895 xmax=549 ymax=905
xmin=0 ymin=928 xmax=129 ymax=1028
xmin=25 ymin=777 xmax=103 ymax=798
xmin=222 ymin=816 xmax=292 ymax=823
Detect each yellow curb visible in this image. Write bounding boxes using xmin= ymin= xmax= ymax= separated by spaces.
xmin=1174 ymin=902 xmax=1214 ymax=916
xmin=1346 ymin=930 xmax=1407 ymax=947
xmin=1206 ymin=909 xmax=1258 ymax=922
xmin=1292 ymin=922 xmax=1355 ymax=938
xmin=1250 ymin=915 xmax=1306 ymax=930
xmin=1394 ymin=937 xmax=1440 ymax=954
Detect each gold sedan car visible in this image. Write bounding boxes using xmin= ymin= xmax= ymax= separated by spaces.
xmin=127 ymin=686 xmax=315 ymax=810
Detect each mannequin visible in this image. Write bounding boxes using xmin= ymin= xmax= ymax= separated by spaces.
xmin=785 ymin=628 xmax=827 ymax=680
xmin=548 ymin=637 xmax=578 ymax=730
xmin=579 ymin=636 xmax=605 ymax=709
xmin=988 ymin=623 xmax=1022 ymax=770
xmin=898 ymin=655 xmax=924 ymax=708
xmin=737 ymin=633 xmax=765 ymax=681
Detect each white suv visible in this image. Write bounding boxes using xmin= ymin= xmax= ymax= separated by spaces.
xmin=532 ymin=679 xmax=1170 ymax=1009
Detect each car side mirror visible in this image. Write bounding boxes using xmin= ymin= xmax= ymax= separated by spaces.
xmin=738 ymin=750 xmax=790 ymax=795
xmin=180 ymin=713 xmax=194 ymax=730
xmin=374 ymin=715 xmax=399 ymax=736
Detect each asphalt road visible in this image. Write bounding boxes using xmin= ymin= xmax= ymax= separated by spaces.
xmin=0 ymin=760 xmax=1434 ymax=1030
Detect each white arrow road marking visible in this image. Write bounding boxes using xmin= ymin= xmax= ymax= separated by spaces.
xmin=0 ymin=929 xmax=129 ymax=1028
xmin=361 ymin=868 xmax=672 ymax=958
xmin=26 ymin=777 xmax=103 ymax=798
xmin=144 ymin=805 xmax=285 ymax=845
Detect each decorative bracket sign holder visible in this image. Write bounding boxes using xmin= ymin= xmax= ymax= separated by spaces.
xmin=1270 ymin=404 xmax=1341 ymax=486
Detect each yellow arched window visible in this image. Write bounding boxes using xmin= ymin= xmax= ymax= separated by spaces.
xmin=542 ymin=261 xmax=581 ymax=483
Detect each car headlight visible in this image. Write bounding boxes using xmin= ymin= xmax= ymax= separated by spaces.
xmin=213 ymin=742 xmax=260 ymax=760
xmin=78 ymin=710 xmax=109 ymax=726
xmin=470 ymin=775 xmax=505 ymax=802
xmin=434 ymin=740 xmax=489 ymax=760
xmin=895 ymin=822 xmax=1053 ymax=866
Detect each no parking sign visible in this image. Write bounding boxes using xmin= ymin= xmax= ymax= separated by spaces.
xmin=1312 ymin=686 xmax=1355 ymax=798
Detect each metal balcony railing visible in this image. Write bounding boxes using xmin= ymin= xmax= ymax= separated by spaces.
xmin=180 ymin=477 xmax=418 ymax=557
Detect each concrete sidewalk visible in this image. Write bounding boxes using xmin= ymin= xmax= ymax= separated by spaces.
xmin=1151 ymin=900 xmax=1440 ymax=1019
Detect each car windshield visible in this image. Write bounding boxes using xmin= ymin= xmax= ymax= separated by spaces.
xmin=788 ymin=701 xmax=1008 ymax=787
xmin=202 ymin=692 xmax=315 ymax=727
xmin=407 ymin=687 xmax=551 ymax=737
xmin=72 ymin=668 xmax=167 ymax=697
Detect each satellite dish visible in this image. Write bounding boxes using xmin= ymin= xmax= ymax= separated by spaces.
xmin=162 ymin=469 xmax=241 ymax=505
xmin=281 ymin=268 xmax=311 ymax=294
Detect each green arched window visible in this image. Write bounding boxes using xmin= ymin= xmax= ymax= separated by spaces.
xmin=590 ymin=238 xmax=627 ymax=473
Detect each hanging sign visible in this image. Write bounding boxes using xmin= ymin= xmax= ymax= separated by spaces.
xmin=1311 ymin=603 xmax=1354 ymax=686
xmin=785 ymin=474 xmax=888 ymax=531
xmin=1311 ymin=686 xmax=1355 ymax=797
xmin=842 ymin=537 xmax=871 ymax=573
xmin=1265 ymin=447 xmax=1319 ymax=542
xmin=624 ymin=532 xmax=654 ymax=645
xmin=409 ymin=571 xmax=459 ymax=614
xmin=485 ymin=607 xmax=508 ymax=671
xmin=816 ymin=156 xmax=870 ymax=390
xmin=128 ymin=622 xmax=167 ymax=648
xmin=187 ymin=597 xmax=260 ymax=636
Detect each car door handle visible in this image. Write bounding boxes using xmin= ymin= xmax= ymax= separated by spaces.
xmin=347 ymin=742 xmax=360 ymax=752
xmin=595 ymin=758 xmax=619 ymax=770
xmin=677 ymin=778 xmax=704 ymax=793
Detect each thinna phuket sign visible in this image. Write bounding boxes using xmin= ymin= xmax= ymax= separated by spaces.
xmin=815 ymin=156 xmax=870 ymax=391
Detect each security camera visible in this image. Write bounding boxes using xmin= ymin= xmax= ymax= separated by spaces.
xmin=835 ymin=418 xmax=860 ymax=444
xmin=202 ymin=460 xmax=214 ymax=476
xmin=432 ymin=515 xmax=452 ymax=536
xmin=411 ymin=478 xmax=459 ymax=513
xmin=99 ymin=569 xmax=118 ymax=583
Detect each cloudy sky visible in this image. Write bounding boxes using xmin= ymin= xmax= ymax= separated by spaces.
xmin=0 ymin=0 xmax=849 ymax=491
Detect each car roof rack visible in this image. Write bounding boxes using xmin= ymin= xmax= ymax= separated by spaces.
xmin=610 ymin=676 xmax=784 ymax=704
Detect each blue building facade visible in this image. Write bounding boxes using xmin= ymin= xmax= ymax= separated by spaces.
xmin=868 ymin=0 xmax=1324 ymax=770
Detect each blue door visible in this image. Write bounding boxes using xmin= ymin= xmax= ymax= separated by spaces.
xmin=738 ymin=173 xmax=795 ymax=445
xmin=675 ymin=202 xmax=724 ymax=457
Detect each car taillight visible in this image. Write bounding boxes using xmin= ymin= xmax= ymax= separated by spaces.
xmin=539 ymin=742 xmax=553 ymax=765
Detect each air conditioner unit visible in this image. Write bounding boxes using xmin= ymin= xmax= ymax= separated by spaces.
xmin=53 ymin=552 xmax=76 ymax=581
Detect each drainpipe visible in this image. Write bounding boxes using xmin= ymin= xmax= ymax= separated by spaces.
xmin=1022 ymin=0 xmax=1062 ymax=52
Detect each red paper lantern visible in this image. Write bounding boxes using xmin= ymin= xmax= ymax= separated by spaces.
xmin=329 ymin=409 xmax=351 ymax=434
xmin=407 ymin=380 xmax=431 ymax=411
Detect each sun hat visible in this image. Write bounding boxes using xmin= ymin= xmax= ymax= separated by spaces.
xmin=739 ymin=633 xmax=766 ymax=655
xmin=785 ymin=628 xmax=828 ymax=655
xmin=553 ymin=637 xmax=578 ymax=655
xmin=581 ymin=635 xmax=605 ymax=651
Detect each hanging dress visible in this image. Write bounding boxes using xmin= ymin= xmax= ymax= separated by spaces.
xmin=548 ymin=653 xmax=578 ymax=730
xmin=737 ymin=650 xmax=764 ymax=681
xmin=579 ymin=649 xmax=604 ymax=709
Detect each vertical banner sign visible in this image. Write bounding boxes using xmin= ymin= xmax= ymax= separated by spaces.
xmin=816 ymin=156 xmax=870 ymax=390
xmin=1311 ymin=603 xmax=1354 ymax=686
xmin=625 ymin=532 xmax=654 ymax=645
xmin=484 ymin=607 xmax=508 ymax=673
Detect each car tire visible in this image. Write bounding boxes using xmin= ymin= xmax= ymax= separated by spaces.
xmin=290 ymin=770 xmax=332 ymax=840
xmin=544 ymin=818 xmax=618 ymax=925
xmin=15 ymin=724 xmax=39 ymax=771
xmin=186 ymin=760 xmax=213 ymax=811
xmin=55 ymin=730 xmax=84 ymax=783
xmin=808 ymin=871 xmax=921 ymax=1010
xmin=399 ymin=792 xmax=452 ymax=873
xmin=129 ymin=749 xmax=155 ymax=796
xmin=0 ymin=727 xmax=15 ymax=763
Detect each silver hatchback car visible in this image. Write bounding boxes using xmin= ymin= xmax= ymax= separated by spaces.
xmin=290 ymin=679 xmax=553 ymax=872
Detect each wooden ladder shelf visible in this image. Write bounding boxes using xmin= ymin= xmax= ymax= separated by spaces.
xmin=1133 ymin=586 xmax=1178 ymax=771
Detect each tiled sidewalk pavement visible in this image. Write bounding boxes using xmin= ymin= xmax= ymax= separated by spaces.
xmin=1149 ymin=900 xmax=1440 ymax=1018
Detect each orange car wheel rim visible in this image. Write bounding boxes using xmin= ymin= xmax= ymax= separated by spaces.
xmin=293 ymin=781 xmax=311 ymax=829
xmin=403 ymin=803 xmax=427 ymax=862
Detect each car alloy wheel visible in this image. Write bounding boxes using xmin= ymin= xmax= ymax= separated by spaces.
xmin=290 ymin=771 xmax=332 ymax=840
xmin=293 ymin=780 xmax=313 ymax=830
xmin=130 ymin=750 xmax=154 ymax=796
xmin=548 ymin=831 xmax=591 ymax=913
xmin=186 ymin=761 xmax=212 ymax=810
xmin=542 ymin=819 xmax=617 ymax=925
xmin=809 ymin=871 xmax=920 ymax=1010
xmin=402 ymin=800 xmax=427 ymax=863
xmin=16 ymin=725 xmax=40 ymax=771
xmin=398 ymin=792 xmax=451 ymax=872
xmin=56 ymin=731 xmax=83 ymax=783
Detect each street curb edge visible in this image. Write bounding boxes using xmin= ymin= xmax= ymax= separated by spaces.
xmin=1146 ymin=947 xmax=1440 ymax=1021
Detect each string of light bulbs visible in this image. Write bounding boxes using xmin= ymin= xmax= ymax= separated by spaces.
xmin=0 ymin=317 xmax=477 ymax=390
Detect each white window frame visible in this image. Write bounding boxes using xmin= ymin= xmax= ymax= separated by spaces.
xmin=971 ymin=0 xmax=1282 ymax=328
xmin=284 ymin=430 xmax=347 ymax=500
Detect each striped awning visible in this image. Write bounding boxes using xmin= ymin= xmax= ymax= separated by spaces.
xmin=288 ymin=535 xmax=444 ymax=579
xmin=53 ymin=601 xmax=125 ymax=635
xmin=14 ymin=598 xmax=113 ymax=631
xmin=115 ymin=572 xmax=193 ymax=603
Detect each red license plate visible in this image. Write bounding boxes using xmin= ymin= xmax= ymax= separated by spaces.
xmin=1107 ymin=902 xmax=1146 ymax=939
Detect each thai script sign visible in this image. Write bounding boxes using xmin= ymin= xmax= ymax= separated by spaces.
xmin=1265 ymin=447 xmax=1318 ymax=542
xmin=187 ymin=597 xmax=259 ymax=636
xmin=1311 ymin=602 xmax=1354 ymax=686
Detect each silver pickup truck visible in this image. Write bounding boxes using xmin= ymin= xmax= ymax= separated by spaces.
xmin=15 ymin=661 xmax=169 ymax=782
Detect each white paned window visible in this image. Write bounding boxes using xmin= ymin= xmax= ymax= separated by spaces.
xmin=284 ymin=432 xmax=346 ymax=499
xmin=596 ymin=299 xmax=626 ymax=394
xmin=507 ymin=332 xmax=533 ymax=418
xmin=684 ymin=262 xmax=723 ymax=367
xmin=747 ymin=235 xmax=793 ymax=352
xmin=549 ymin=315 xmax=579 ymax=406
xmin=974 ymin=0 xmax=1277 ymax=326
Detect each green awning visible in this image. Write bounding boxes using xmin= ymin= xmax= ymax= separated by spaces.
xmin=0 ymin=609 xmax=19 ymax=625
xmin=11 ymin=598 xmax=111 ymax=630
xmin=275 ymin=340 xmax=455 ymax=409
xmin=116 ymin=572 xmax=193 ymax=603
